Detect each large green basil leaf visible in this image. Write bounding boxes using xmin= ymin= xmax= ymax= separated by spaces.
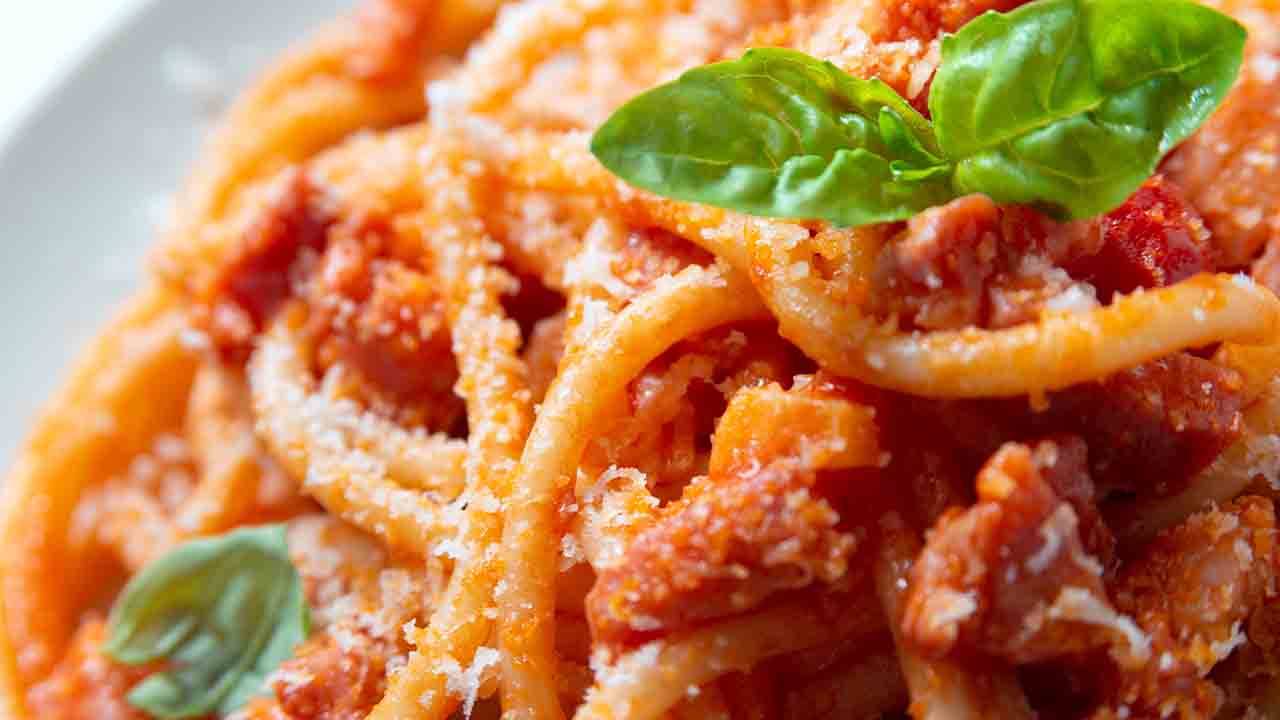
xmin=104 ymin=524 xmax=310 ymax=719
xmin=929 ymin=0 xmax=1245 ymax=219
xmin=590 ymin=47 xmax=954 ymax=227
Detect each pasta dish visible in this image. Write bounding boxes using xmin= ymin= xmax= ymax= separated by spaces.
xmin=3 ymin=0 xmax=1280 ymax=717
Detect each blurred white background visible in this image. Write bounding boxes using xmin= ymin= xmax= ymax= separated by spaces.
xmin=0 ymin=0 xmax=150 ymax=144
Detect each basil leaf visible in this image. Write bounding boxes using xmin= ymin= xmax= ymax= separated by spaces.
xmin=590 ymin=47 xmax=954 ymax=227
xmin=929 ymin=0 xmax=1245 ymax=219
xmin=104 ymin=525 xmax=310 ymax=719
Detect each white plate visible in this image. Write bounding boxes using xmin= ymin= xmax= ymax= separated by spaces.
xmin=0 ymin=0 xmax=352 ymax=466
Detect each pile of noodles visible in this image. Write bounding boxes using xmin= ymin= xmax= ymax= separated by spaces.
xmin=3 ymin=0 xmax=1280 ymax=717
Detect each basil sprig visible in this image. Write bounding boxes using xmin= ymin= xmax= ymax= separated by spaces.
xmin=590 ymin=48 xmax=954 ymax=226
xmin=591 ymin=0 xmax=1245 ymax=224
xmin=104 ymin=525 xmax=310 ymax=719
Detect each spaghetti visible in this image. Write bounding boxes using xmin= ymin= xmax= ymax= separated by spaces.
xmin=4 ymin=0 xmax=1280 ymax=717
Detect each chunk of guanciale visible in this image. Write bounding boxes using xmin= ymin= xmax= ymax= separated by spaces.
xmin=909 ymin=352 xmax=1245 ymax=499
xmin=873 ymin=194 xmax=1092 ymax=331
xmin=298 ymin=232 xmax=463 ymax=430
xmin=902 ymin=437 xmax=1124 ymax=664
xmin=1067 ymin=175 xmax=1215 ymax=301
xmin=873 ymin=176 xmax=1216 ymax=333
xmin=193 ymin=165 xmax=464 ymax=430
xmin=1097 ymin=496 xmax=1279 ymax=718
xmin=1022 ymin=353 xmax=1244 ymax=497
xmin=586 ymin=380 xmax=878 ymax=649
xmin=195 ymin=169 xmax=333 ymax=358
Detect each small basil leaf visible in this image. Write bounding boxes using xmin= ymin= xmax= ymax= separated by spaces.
xmin=590 ymin=47 xmax=955 ymax=227
xmin=929 ymin=0 xmax=1245 ymax=219
xmin=104 ymin=525 xmax=310 ymax=719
